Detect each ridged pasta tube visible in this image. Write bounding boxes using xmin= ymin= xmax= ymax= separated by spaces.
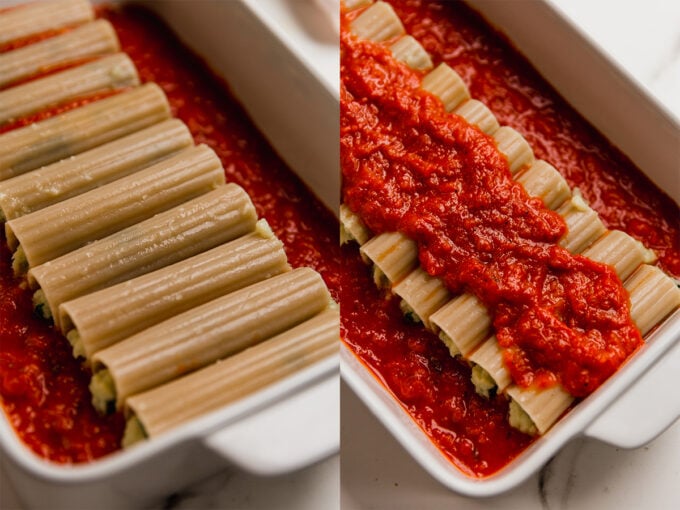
xmin=359 ymin=231 xmax=417 ymax=288
xmin=624 ymin=264 xmax=680 ymax=336
xmin=556 ymin=191 xmax=607 ymax=252
xmin=453 ymin=99 xmax=500 ymax=135
xmin=516 ymin=160 xmax=571 ymax=210
xmin=7 ymin=144 xmax=226 ymax=270
xmin=91 ymin=267 xmax=334 ymax=413
xmin=492 ymin=126 xmax=535 ymax=174
xmin=28 ymin=184 xmax=258 ymax=330
xmin=421 ymin=63 xmax=470 ymax=112
xmin=339 ymin=204 xmax=371 ymax=245
xmin=506 ymin=384 xmax=571 ymax=436
xmin=430 ymin=293 xmax=490 ymax=357
xmin=583 ymin=230 xmax=657 ymax=281
xmin=0 ymin=0 xmax=94 ymax=47
xmin=468 ymin=336 xmax=509 ymax=398
xmin=0 ymin=53 xmax=139 ymax=125
xmin=390 ymin=35 xmax=433 ymax=71
xmin=349 ymin=1 xmax=404 ymax=42
xmin=392 ymin=267 xmax=451 ymax=330
xmin=123 ymin=307 xmax=339 ymax=446
xmin=0 ymin=20 xmax=119 ymax=88
xmin=0 ymin=119 xmax=193 ymax=222
xmin=0 ymin=83 xmax=171 ymax=180
xmin=60 ymin=221 xmax=290 ymax=361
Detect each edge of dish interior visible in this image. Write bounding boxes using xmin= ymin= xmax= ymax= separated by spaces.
xmin=0 ymin=0 xmax=340 ymax=484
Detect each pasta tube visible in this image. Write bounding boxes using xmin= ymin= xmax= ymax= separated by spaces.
xmin=0 ymin=119 xmax=193 ymax=222
xmin=453 ymin=99 xmax=500 ymax=135
xmin=359 ymin=231 xmax=417 ymax=288
xmin=582 ymin=230 xmax=657 ymax=281
xmin=0 ymin=83 xmax=171 ymax=180
xmin=492 ymin=126 xmax=535 ymax=175
xmin=468 ymin=336 xmax=509 ymax=398
xmin=556 ymin=190 xmax=607 ymax=253
xmin=60 ymin=221 xmax=290 ymax=360
xmin=506 ymin=384 xmax=571 ymax=436
xmin=516 ymin=160 xmax=571 ymax=210
xmin=390 ymin=35 xmax=433 ymax=71
xmin=340 ymin=204 xmax=371 ymax=245
xmin=91 ymin=267 xmax=334 ymax=413
xmin=624 ymin=264 xmax=680 ymax=336
xmin=123 ymin=307 xmax=339 ymax=446
xmin=28 ymin=184 xmax=258 ymax=329
xmin=0 ymin=53 xmax=139 ymax=125
xmin=431 ymin=293 xmax=490 ymax=358
xmin=7 ymin=144 xmax=225 ymax=271
xmin=349 ymin=1 xmax=404 ymax=42
xmin=0 ymin=0 xmax=93 ymax=47
xmin=421 ymin=63 xmax=470 ymax=112
xmin=0 ymin=20 xmax=119 ymax=88
xmin=392 ymin=267 xmax=451 ymax=330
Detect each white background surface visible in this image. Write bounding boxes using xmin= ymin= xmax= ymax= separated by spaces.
xmin=1 ymin=0 xmax=679 ymax=509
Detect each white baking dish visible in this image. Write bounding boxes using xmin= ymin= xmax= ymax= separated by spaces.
xmin=0 ymin=1 xmax=339 ymax=509
xmin=341 ymin=0 xmax=680 ymax=498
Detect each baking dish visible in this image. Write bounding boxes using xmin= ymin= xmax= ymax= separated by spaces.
xmin=0 ymin=1 xmax=339 ymax=509
xmin=340 ymin=0 xmax=680 ymax=498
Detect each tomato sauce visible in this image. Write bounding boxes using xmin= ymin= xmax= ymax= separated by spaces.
xmin=340 ymin=0 xmax=679 ymax=477
xmin=0 ymin=5 xmax=343 ymax=463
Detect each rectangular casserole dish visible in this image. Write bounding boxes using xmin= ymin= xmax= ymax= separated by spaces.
xmin=0 ymin=1 xmax=340 ymax=508
xmin=340 ymin=0 xmax=680 ymax=498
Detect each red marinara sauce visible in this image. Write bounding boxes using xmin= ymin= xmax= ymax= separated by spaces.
xmin=340 ymin=0 xmax=679 ymax=477
xmin=0 ymin=5 xmax=343 ymax=463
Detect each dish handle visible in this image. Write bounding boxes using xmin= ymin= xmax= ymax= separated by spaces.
xmin=584 ymin=339 xmax=680 ymax=449
xmin=202 ymin=374 xmax=339 ymax=476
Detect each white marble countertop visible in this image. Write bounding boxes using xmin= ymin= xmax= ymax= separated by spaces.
xmin=1 ymin=0 xmax=679 ymax=509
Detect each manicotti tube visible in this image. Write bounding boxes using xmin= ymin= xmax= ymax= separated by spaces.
xmin=349 ymin=1 xmax=404 ymax=42
xmin=28 ymin=184 xmax=258 ymax=329
xmin=0 ymin=83 xmax=171 ymax=180
xmin=389 ymin=35 xmax=432 ymax=71
xmin=0 ymin=20 xmax=119 ymax=88
xmin=90 ymin=267 xmax=334 ymax=414
xmin=60 ymin=221 xmax=290 ymax=361
xmin=422 ymin=63 xmax=471 ymax=113
xmin=359 ymin=231 xmax=417 ymax=288
xmin=0 ymin=119 xmax=193 ymax=222
xmin=0 ymin=0 xmax=94 ymax=47
xmin=123 ymin=307 xmax=339 ymax=446
xmin=0 ymin=53 xmax=139 ymax=125
xmin=7 ymin=144 xmax=226 ymax=271
xmin=339 ymin=204 xmax=371 ymax=246
xmin=453 ymin=99 xmax=499 ymax=136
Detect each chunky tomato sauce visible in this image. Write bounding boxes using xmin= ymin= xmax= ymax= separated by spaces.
xmin=340 ymin=0 xmax=679 ymax=477
xmin=0 ymin=5 xmax=343 ymax=463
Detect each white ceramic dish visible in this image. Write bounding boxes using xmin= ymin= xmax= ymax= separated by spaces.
xmin=340 ymin=0 xmax=680 ymax=498
xmin=0 ymin=1 xmax=339 ymax=509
